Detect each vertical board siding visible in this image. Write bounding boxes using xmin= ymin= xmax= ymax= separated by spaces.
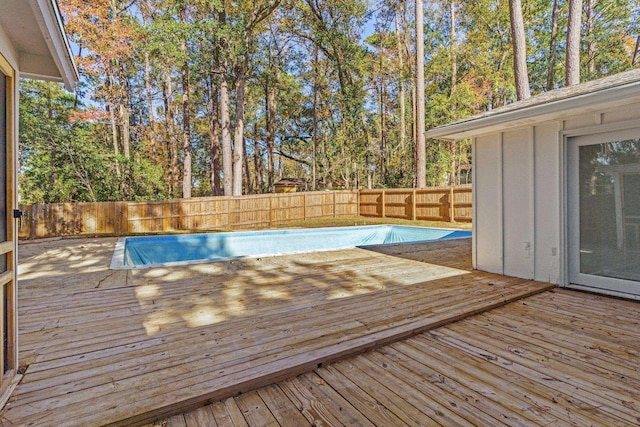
xmin=359 ymin=185 xmax=472 ymax=222
xmin=18 ymin=191 xmax=359 ymax=239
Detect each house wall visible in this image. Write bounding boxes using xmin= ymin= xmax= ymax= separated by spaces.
xmin=473 ymin=103 xmax=640 ymax=285
xmin=473 ymin=134 xmax=502 ymax=274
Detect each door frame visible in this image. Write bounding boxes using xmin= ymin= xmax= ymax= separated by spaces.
xmin=565 ymin=126 xmax=640 ymax=300
xmin=0 ymin=52 xmax=19 ymax=406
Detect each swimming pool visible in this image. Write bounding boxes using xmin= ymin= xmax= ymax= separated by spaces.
xmin=111 ymin=225 xmax=471 ymax=269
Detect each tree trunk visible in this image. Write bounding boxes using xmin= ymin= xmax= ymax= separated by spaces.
xmin=449 ymin=141 xmax=456 ymax=185
xmin=161 ymin=74 xmax=170 ymax=190
xmin=566 ymin=0 xmax=583 ymax=86
xmin=633 ymin=35 xmax=640 ymax=67
xmin=144 ymin=50 xmax=157 ymax=160
xmin=450 ymin=1 xmax=457 ymax=94
xmin=378 ymin=83 xmax=386 ymax=184
xmin=232 ymin=74 xmax=246 ymax=196
xmin=311 ymin=47 xmax=319 ymax=191
xmin=509 ymin=0 xmax=531 ymax=100
xmin=253 ymin=122 xmax=263 ymax=193
xmin=243 ymin=135 xmax=252 ymax=194
xmin=120 ymin=104 xmax=130 ymax=158
xmin=415 ymin=0 xmax=426 ymax=188
xmin=180 ymin=7 xmax=192 ymax=199
xmin=165 ymin=71 xmax=179 ymax=197
xmin=394 ymin=10 xmax=406 ymax=152
xmin=181 ymin=63 xmax=192 ymax=198
xmin=449 ymin=0 xmax=458 ymax=187
xmin=220 ymin=66 xmax=233 ymax=196
xmin=585 ymin=0 xmax=596 ymax=76
xmin=323 ymin=134 xmax=331 ymax=189
xmin=208 ymin=75 xmax=222 ymax=196
xmin=546 ymin=0 xmax=560 ymax=90
xmin=265 ymin=68 xmax=277 ymax=193
xmin=108 ymin=101 xmax=121 ymax=177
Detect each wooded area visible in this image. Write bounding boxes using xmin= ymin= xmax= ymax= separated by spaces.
xmin=17 ymin=190 xmax=359 ymax=239
xmin=17 ymin=0 xmax=640 ymax=205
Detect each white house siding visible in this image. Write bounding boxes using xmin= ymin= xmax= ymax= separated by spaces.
xmin=533 ymin=123 xmax=561 ymax=284
xmin=473 ymin=134 xmax=503 ymax=274
xmin=473 ymin=102 xmax=640 ymax=286
xmin=502 ymin=128 xmax=534 ymax=279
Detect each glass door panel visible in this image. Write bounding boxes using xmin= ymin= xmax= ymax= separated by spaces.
xmin=568 ymin=129 xmax=640 ymax=298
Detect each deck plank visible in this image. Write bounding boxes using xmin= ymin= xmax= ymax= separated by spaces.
xmin=169 ymin=288 xmax=640 ymax=427
xmin=5 ymin=237 xmax=552 ymax=426
xmin=256 ymin=385 xmax=311 ymax=427
xmin=234 ymin=391 xmax=279 ymax=427
xmin=314 ymin=364 xmax=407 ymax=427
xmin=183 ymin=406 xmax=217 ymax=427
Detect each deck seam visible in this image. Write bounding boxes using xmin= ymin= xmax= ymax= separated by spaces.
xmin=104 ymin=282 xmax=553 ymax=427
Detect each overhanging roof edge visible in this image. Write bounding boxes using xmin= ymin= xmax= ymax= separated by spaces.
xmin=29 ymin=0 xmax=79 ymax=91
xmin=426 ymin=77 xmax=640 ymax=141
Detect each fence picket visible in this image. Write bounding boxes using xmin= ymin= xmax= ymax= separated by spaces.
xmin=17 ymin=187 xmax=469 ymax=240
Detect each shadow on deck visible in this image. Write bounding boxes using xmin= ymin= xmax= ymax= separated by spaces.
xmin=4 ymin=237 xmax=552 ymax=426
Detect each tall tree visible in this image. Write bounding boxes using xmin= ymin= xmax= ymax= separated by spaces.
xmin=584 ymin=0 xmax=596 ymax=77
xmin=450 ymin=1 xmax=457 ymax=93
xmin=394 ymin=6 xmax=407 ymax=152
xmin=415 ymin=0 xmax=426 ymax=188
xmin=566 ymin=0 xmax=583 ymax=85
xmin=546 ymin=0 xmax=560 ymax=90
xmin=509 ymin=0 xmax=531 ymax=99
xmin=180 ymin=4 xmax=193 ymax=198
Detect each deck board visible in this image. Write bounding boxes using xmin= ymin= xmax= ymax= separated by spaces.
xmin=167 ymin=289 xmax=640 ymax=427
xmin=3 ymin=237 xmax=552 ymax=426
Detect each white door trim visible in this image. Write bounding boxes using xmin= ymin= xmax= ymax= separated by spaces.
xmin=566 ymin=127 xmax=640 ymax=300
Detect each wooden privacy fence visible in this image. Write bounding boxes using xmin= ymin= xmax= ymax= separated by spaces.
xmin=359 ymin=185 xmax=472 ymax=222
xmin=18 ymin=190 xmax=359 ymax=239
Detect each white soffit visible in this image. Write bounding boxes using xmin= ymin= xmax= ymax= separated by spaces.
xmin=0 ymin=0 xmax=78 ymax=90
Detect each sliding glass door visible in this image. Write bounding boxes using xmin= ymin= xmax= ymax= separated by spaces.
xmin=568 ymin=128 xmax=640 ymax=298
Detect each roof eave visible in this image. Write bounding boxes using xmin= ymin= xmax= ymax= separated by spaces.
xmin=425 ymin=80 xmax=640 ymax=141
xmin=27 ymin=0 xmax=79 ymax=91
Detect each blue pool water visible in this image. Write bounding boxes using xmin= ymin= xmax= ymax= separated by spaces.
xmin=111 ymin=225 xmax=471 ymax=269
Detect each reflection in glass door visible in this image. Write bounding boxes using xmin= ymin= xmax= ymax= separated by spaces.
xmin=568 ymin=129 xmax=640 ymax=298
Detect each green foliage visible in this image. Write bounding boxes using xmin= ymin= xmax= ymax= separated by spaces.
xmin=19 ymin=80 xmax=167 ymax=203
xmin=21 ymin=0 xmax=637 ymax=204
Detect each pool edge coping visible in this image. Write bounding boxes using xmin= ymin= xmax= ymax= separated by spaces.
xmin=110 ymin=225 xmax=472 ymax=271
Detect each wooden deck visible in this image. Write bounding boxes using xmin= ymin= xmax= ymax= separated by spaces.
xmin=3 ymin=236 xmax=552 ymax=426
xmin=166 ymin=288 xmax=640 ymax=426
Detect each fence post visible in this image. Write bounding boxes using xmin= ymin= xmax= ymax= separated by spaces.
xmin=333 ymin=191 xmax=336 ymax=218
xmin=122 ymin=201 xmax=129 ymax=234
xmin=449 ymin=186 xmax=455 ymax=223
xmin=269 ymin=194 xmax=274 ymax=227
xmin=303 ymin=192 xmax=307 ymax=221
xmin=412 ymin=189 xmax=417 ymax=221
xmin=163 ymin=201 xmax=171 ymax=232
xmin=381 ymin=190 xmax=386 ymax=218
